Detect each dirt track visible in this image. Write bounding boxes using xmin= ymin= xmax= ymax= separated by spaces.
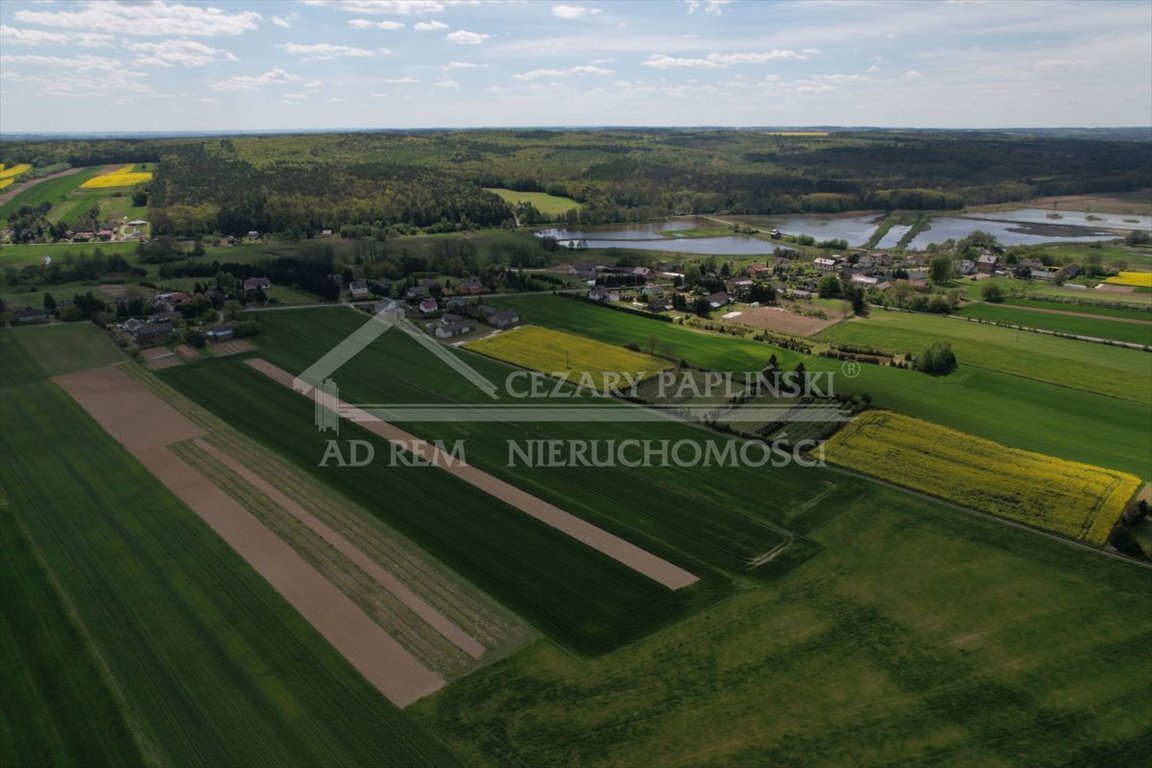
xmin=54 ymin=364 xmax=445 ymax=707
xmin=247 ymin=358 xmax=700 ymax=591
xmin=727 ymin=305 xmax=840 ymax=337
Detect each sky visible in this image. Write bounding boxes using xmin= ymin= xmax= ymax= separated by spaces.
xmin=0 ymin=0 xmax=1150 ymax=133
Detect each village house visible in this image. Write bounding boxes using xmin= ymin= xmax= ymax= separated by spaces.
xmin=435 ymin=320 xmax=473 ymax=339
xmin=418 ymin=298 xmax=439 ymax=316
xmin=747 ymin=263 xmax=772 ymax=277
xmin=405 ymin=285 xmax=425 ymax=299
xmin=726 ymin=278 xmax=755 ymax=298
xmin=489 ymin=309 xmax=520 ymax=329
xmin=588 ymin=285 xmax=620 ymax=303
xmin=957 ymin=259 xmax=976 ymax=276
xmin=457 ymin=276 xmax=484 ymax=295
xmin=814 ymin=256 xmax=840 ymax=272
xmin=707 ymin=291 xmax=731 ymax=309
xmin=348 ymin=280 xmax=370 ymax=300
xmin=977 ymin=253 xmax=999 ymax=274
xmin=13 ymin=306 xmax=50 ymax=325
xmin=243 ymin=276 xmax=272 ymax=292
xmin=641 ymin=284 xmax=665 ymax=300
xmin=132 ymin=322 xmax=175 ymax=348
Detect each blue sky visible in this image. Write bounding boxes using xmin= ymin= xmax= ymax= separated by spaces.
xmin=1 ymin=0 xmax=1149 ymax=133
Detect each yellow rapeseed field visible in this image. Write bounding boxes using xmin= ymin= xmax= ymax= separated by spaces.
xmin=465 ymin=325 xmax=673 ymax=392
xmin=824 ymin=410 xmax=1141 ymax=545
xmin=0 ymin=178 xmax=13 ymax=191
xmin=1104 ymin=271 xmax=1152 ymax=288
xmin=0 ymin=163 xmax=32 ymax=180
xmin=80 ymin=165 xmax=153 ymax=189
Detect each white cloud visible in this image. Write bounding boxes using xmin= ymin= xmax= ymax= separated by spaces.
xmin=414 ymin=20 xmax=449 ymax=30
xmin=642 ymin=50 xmax=810 ymax=68
xmin=0 ymin=25 xmax=116 ymax=48
xmin=866 ymin=64 xmax=880 ymax=73
xmin=129 ymin=40 xmax=239 ymax=67
xmin=902 ymin=69 xmax=925 ymax=79
xmin=445 ymin=30 xmax=489 ymax=44
xmin=349 ymin=18 xmax=405 ymax=29
xmin=433 ymin=79 xmax=460 ymax=88
xmin=301 ymin=0 xmax=445 ymax=14
xmin=271 ymin=16 xmax=292 ymax=28
xmin=444 ymin=61 xmax=480 ymax=69
xmin=686 ymin=0 xmax=730 ymax=14
xmin=513 ymin=64 xmax=613 ymax=80
xmin=385 ymin=77 xmax=419 ymax=83
xmin=210 ymin=68 xmax=300 ymax=91
xmin=0 ymin=54 xmax=151 ymax=96
xmin=14 ymin=1 xmax=262 ymax=37
xmin=281 ymin=42 xmax=391 ymax=60
xmin=0 ymin=25 xmax=69 ymax=45
xmin=552 ymin=5 xmax=602 ymax=19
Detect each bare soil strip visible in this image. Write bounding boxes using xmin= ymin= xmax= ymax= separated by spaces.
xmin=247 ymin=358 xmax=700 ymax=591
xmin=213 ymin=339 xmax=256 ymax=356
xmin=733 ymin=305 xmax=841 ymax=336
xmin=54 ymin=364 xmax=445 ymax=708
xmin=193 ymin=438 xmax=485 ymax=659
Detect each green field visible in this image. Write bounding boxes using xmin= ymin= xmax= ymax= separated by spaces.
xmin=159 ymin=358 xmax=723 ymax=654
xmin=1 ymin=508 xmax=145 ymax=768
xmin=10 ymin=322 xmax=125 ymax=376
xmin=816 ymin=309 xmax=1151 ymax=404
xmin=1002 ymin=297 xmax=1152 ymax=319
xmin=49 ymin=188 xmax=145 ymax=226
xmin=958 ymin=303 xmax=1152 ymax=346
xmin=0 ymin=332 xmax=460 ymax=767
xmin=242 ymin=308 xmax=866 ymax=572
xmin=413 ymin=482 xmax=1152 ymax=767
xmin=483 ymin=296 xmax=1152 ymax=478
xmin=484 ymin=188 xmax=581 ymax=216
xmin=0 ymin=167 xmax=104 ymax=221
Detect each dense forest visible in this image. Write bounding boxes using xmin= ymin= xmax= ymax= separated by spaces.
xmin=3 ymin=129 xmax=1149 ymax=237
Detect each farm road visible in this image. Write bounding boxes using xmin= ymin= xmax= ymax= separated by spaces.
xmin=247 ymin=357 xmax=701 ymax=591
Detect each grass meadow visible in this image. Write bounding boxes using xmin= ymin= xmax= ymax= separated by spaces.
xmin=815 ymin=310 xmax=1151 ymax=404
xmin=483 ymin=188 xmax=581 ymax=215
xmin=0 ymin=331 xmax=462 ymax=767
xmin=413 ymin=480 xmax=1152 ymax=767
xmin=485 ymin=295 xmax=1152 ymax=478
xmin=957 ymin=303 xmax=1152 ymax=345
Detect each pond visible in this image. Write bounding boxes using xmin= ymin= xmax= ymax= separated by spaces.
xmin=874 ymin=224 xmax=912 ymax=250
xmin=961 ymin=208 xmax=1152 ymax=232
xmin=754 ymin=214 xmax=882 ymax=247
xmin=906 ymin=217 xmax=1122 ymax=250
xmin=539 ymin=220 xmax=697 ymax=241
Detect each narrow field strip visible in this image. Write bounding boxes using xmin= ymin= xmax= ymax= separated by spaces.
xmin=170 ymin=440 xmax=477 ymax=678
xmin=247 ymin=357 xmax=700 ymax=591
xmin=193 ymin=438 xmax=485 ymax=659
xmin=53 ymin=364 xmax=445 ymax=707
xmin=118 ymin=361 xmax=533 ymax=660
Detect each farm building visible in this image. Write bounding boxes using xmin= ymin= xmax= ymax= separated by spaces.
xmin=588 ymin=286 xmax=620 ymax=302
xmin=13 ymin=306 xmax=50 ymax=325
xmin=243 ymin=277 xmax=272 ymax=292
xmin=349 ymin=280 xmax=370 ymax=299
xmin=435 ymin=316 xmax=474 ymax=338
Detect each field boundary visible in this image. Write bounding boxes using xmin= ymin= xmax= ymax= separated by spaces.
xmin=246 ymin=357 xmax=701 ymax=591
xmin=53 ymin=364 xmax=447 ymax=707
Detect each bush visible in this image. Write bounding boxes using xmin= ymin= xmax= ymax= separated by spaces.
xmin=913 ymin=340 xmax=957 ymax=375
xmin=981 ymin=283 xmax=1005 ymax=303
